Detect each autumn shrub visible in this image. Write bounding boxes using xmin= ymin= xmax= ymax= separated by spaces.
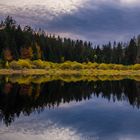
xmin=72 ymin=62 xmax=83 ymax=70
xmin=107 ymin=64 xmax=115 ymax=69
xmin=32 ymin=59 xmax=46 ymax=69
xmin=132 ymin=64 xmax=140 ymax=70
xmin=98 ymin=63 xmax=110 ymax=70
xmin=48 ymin=62 xmax=57 ymax=69
xmin=113 ymin=64 xmax=128 ymax=70
xmin=86 ymin=62 xmax=99 ymax=69
xmin=7 ymin=60 xmax=140 ymax=71
xmin=5 ymin=61 xmax=10 ymax=69
xmin=44 ymin=62 xmax=52 ymax=69
xmin=60 ymin=61 xmax=72 ymax=70
xmin=59 ymin=61 xmax=83 ymax=70
xmin=17 ymin=59 xmax=32 ymax=69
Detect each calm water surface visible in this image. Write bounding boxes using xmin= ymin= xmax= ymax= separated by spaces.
xmin=0 ymin=78 xmax=140 ymax=140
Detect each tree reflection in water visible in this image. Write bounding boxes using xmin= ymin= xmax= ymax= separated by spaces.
xmin=0 ymin=77 xmax=140 ymax=126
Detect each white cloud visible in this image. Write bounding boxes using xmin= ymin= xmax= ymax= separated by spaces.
xmin=120 ymin=0 xmax=139 ymax=4
xmin=0 ymin=122 xmax=82 ymax=140
xmin=120 ymin=0 xmax=140 ymax=6
xmin=0 ymin=0 xmax=87 ymax=15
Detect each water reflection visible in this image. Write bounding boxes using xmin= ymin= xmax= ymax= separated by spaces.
xmin=0 ymin=77 xmax=140 ymax=126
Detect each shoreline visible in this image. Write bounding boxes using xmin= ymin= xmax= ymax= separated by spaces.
xmin=0 ymin=69 xmax=140 ymax=76
xmin=0 ymin=69 xmax=140 ymax=83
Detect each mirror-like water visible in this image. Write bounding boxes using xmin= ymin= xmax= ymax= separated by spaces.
xmin=0 ymin=77 xmax=140 ymax=140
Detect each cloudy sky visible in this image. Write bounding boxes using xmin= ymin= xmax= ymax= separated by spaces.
xmin=0 ymin=0 xmax=140 ymax=44
xmin=1 ymin=96 xmax=140 ymax=140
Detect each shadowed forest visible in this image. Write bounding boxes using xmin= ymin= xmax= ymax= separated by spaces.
xmin=0 ymin=16 xmax=140 ymax=66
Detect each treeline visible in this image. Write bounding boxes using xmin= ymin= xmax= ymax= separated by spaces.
xmin=0 ymin=16 xmax=93 ymax=63
xmin=0 ymin=16 xmax=140 ymax=65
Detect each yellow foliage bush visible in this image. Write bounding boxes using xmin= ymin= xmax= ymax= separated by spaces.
xmin=132 ymin=64 xmax=140 ymax=70
xmin=60 ymin=61 xmax=83 ymax=70
xmin=86 ymin=62 xmax=99 ymax=69
xmin=113 ymin=64 xmax=128 ymax=70
xmin=7 ymin=59 xmax=140 ymax=71
xmin=33 ymin=59 xmax=46 ymax=69
xmin=107 ymin=64 xmax=115 ymax=69
xmin=60 ymin=62 xmax=71 ymax=69
xmin=72 ymin=62 xmax=83 ymax=70
xmin=98 ymin=63 xmax=110 ymax=70
xmin=17 ymin=59 xmax=32 ymax=69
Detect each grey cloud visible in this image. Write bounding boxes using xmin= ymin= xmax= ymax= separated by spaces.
xmin=42 ymin=4 xmax=140 ymax=43
xmin=0 ymin=0 xmax=140 ymax=44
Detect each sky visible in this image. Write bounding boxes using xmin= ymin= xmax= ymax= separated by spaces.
xmin=1 ymin=96 xmax=140 ymax=140
xmin=0 ymin=0 xmax=140 ymax=44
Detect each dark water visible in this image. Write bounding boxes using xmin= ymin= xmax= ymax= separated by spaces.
xmin=0 ymin=78 xmax=140 ymax=140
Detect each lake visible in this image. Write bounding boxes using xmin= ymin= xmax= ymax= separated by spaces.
xmin=0 ymin=76 xmax=140 ymax=140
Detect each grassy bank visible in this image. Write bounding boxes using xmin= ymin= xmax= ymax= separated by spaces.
xmin=0 ymin=59 xmax=140 ymax=76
